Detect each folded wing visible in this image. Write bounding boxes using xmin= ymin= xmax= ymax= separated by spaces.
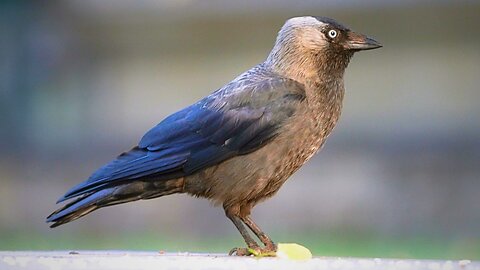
xmin=58 ymin=76 xmax=305 ymax=203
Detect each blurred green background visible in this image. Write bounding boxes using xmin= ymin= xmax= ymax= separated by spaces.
xmin=1 ymin=1 xmax=479 ymax=259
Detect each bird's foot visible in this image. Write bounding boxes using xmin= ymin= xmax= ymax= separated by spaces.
xmin=228 ymin=246 xmax=277 ymax=257
xmin=228 ymin=247 xmax=251 ymax=256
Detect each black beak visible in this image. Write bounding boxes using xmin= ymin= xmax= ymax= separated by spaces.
xmin=344 ymin=31 xmax=382 ymax=51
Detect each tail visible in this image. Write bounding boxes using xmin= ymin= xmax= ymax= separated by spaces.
xmin=47 ymin=179 xmax=183 ymax=228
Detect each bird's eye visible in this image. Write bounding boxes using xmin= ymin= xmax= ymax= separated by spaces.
xmin=328 ymin=29 xmax=337 ymax=39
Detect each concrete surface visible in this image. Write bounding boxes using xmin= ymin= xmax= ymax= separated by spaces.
xmin=0 ymin=251 xmax=479 ymax=270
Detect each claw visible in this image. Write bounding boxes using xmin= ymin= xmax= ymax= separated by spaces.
xmin=250 ymin=248 xmax=276 ymax=257
xmin=228 ymin=247 xmax=277 ymax=257
xmin=228 ymin=247 xmax=251 ymax=256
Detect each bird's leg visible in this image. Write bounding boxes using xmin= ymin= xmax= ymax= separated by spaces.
xmin=241 ymin=215 xmax=276 ymax=252
xmin=225 ymin=211 xmax=261 ymax=256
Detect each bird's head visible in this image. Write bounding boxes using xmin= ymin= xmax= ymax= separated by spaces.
xmin=266 ymin=16 xmax=381 ymax=80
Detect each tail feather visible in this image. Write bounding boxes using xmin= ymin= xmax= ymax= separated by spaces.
xmin=56 ymin=147 xmax=187 ymax=204
xmin=47 ymin=179 xmax=184 ymax=228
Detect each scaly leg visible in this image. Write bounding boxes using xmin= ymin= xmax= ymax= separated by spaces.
xmin=241 ymin=215 xmax=276 ymax=251
xmin=225 ymin=212 xmax=260 ymax=256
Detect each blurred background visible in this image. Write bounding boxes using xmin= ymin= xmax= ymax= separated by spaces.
xmin=1 ymin=0 xmax=479 ymax=259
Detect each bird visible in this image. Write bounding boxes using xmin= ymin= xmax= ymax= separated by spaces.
xmin=47 ymin=16 xmax=381 ymax=256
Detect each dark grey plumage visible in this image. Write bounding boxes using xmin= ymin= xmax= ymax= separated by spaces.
xmin=47 ymin=16 xmax=381 ymax=256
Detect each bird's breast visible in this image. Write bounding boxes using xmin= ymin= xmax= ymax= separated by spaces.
xmin=184 ymin=81 xmax=345 ymax=207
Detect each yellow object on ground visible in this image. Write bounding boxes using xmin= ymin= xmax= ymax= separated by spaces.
xmin=275 ymin=243 xmax=313 ymax=260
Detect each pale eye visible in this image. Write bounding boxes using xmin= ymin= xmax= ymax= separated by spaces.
xmin=328 ymin=29 xmax=337 ymax=38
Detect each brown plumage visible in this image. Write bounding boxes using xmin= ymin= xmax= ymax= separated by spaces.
xmin=47 ymin=16 xmax=381 ymax=256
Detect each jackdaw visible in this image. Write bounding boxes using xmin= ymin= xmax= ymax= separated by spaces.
xmin=47 ymin=16 xmax=381 ymax=256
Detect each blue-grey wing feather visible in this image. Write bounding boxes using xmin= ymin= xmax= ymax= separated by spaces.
xmin=58 ymin=70 xmax=305 ymax=203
